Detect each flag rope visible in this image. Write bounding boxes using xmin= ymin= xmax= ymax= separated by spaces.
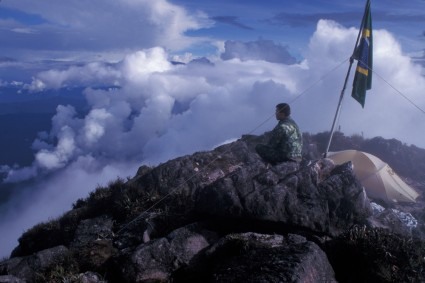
xmin=325 ymin=59 xmax=425 ymax=156
xmin=359 ymin=60 xmax=425 ymax=115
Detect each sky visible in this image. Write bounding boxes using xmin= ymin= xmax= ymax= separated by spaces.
xmin=0 ymin=0 xmax=425 ymax=258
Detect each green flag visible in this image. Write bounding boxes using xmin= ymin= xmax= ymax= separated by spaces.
xmin=352 ymin=0 xmax=373 ymax=107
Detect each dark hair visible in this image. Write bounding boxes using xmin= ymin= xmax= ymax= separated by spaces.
xmin=276 ymin=103 xmax=290 ymax=116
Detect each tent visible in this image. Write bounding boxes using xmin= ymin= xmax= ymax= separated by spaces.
xmin=327 ymin=150 xmax=419 ymax=203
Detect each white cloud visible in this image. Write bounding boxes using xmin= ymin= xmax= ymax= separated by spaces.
xmin=26 ymin=62 xmax=121 ymax=91
xmin=0 ymin=0 xmax=211 ymax=61
xmin=221 ymin=39 xmax=297 ymax=64
xmin=1 ymin=19 xmax=425 ymax=258
xmin=121 ymin=48 xmax=172 ymax=83
xmin=7 ymin=23 xmax=425 ymax=181
xmin=35 ymin=125 xmax=76 ymax=170
xmin=26 ymin=78 xmax=46 ymax=92
xmin=11 ymin=28 xmax=37 ymax=34
xmin=26 ymin=47 xmax=171 ymax=90
xmin=82 ymin=109 xmax=113 ymax=145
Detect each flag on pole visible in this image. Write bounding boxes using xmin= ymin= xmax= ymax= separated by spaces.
xmin=352 ymin=0 xmax=372 ymax=107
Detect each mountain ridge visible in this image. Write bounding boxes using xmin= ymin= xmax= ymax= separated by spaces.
xmin=0 ymin=132 xmax=424 ymax=282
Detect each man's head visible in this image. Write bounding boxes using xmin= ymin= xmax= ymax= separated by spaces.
xmin=275 ymin=103 xmax=290 ymax=120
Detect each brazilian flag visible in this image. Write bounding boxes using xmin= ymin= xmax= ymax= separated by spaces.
xmin=352 ymin=0 xmax=372 ymax=108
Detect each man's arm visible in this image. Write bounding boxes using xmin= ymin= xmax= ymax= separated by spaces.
xmin=268 ymin=123 xmax=286 ymax=148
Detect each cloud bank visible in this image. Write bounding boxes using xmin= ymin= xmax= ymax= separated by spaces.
xmin=0 ymin=0 xmax=211 ymax=61
xmin=1 ymin=19 xmax=425 ymax=258
xmin=221 ymin=39 xmax=297 ymax=64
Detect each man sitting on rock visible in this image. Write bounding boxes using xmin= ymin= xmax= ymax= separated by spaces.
xmin=255 ymin=103 xmax=303 ymax=164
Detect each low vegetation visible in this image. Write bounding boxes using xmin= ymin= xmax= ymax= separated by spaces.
xmin=325 ymin=225 xmax=425 ymax=283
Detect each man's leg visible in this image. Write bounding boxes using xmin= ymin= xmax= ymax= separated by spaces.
xmin=255 ymin=144 xmax=282 ymax=164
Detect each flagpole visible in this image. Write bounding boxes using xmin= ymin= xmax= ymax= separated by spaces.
xmin=324 ymin=0 xmax=371 ymax=158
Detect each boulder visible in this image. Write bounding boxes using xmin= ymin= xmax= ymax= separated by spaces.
xmin=174 ymin=232 xmax=336 ymax=283
xmin=195 ymin=160 xmax=371 ymax=236
xmin=367 ymin=202 xmax=418 ymax=237
xmin=69 ymin=216 xmax=117 ymax=271
xmin=0 ymin=246 xmax=69 ymax=282
xmin=73 ymin=271 xmax=106 ymax=283
xmin=0 ymin=275 xmax=25 ymax=283
xmin=120 ymin=223 xmax=219 ymax=282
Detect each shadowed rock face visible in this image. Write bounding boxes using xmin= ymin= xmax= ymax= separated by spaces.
xmin=194 ymin=157 xmax=370 ymax=237
xmin=1 ymin=133 xmax=424 ymax=283
xmin=173 ymin=232 xmax=336 ymax=283
xmin=129 ymin=134 xmax=371 ymax=237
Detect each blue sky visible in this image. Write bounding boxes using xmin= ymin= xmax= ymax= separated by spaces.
xmin=176 ymin=0 xmax=425 ymax=54
xmin=0 ymin=0 xmax=425 ymax=258
xmin=0 ymin=0 xmax=424 ymax=64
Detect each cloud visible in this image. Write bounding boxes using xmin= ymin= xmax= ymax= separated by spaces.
xmin=221 ymin=39 xmax=297 ymax=64
xmin=266 ymin=10 xmax=425 ymax=28
xmin=11 ymin=28 xmax=37 ymax=34
xmin=6 ymin=22 xmax=425 ymax=182
xmin=0 ymin=56 xmax=16 ymax=63
xmin=212 ymin=16 xmax=254 ymax=30
xmin=26 ymin=62 xmax=122 ymax=91
xmin=300 ymin=20 xmax=425 ymax=146
xmin=0 ymin=0 xmax=211 ymax=61
xmin=1 ymin=19 xmax=425 ymax=258
xmin=266 ymin=11 xmax=360 ymax=27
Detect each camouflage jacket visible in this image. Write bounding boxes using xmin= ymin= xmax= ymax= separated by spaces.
xmin=268 ymin=117 xmax=303 ymax=160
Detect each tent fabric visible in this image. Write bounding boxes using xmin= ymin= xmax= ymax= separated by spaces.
xmin=327 ymin=150 xmax=419 ymax=203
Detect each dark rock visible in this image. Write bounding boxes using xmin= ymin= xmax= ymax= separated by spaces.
xmin=75 ymin=239 xmax=117 ymax=272
xmin=0 ymin=275 xmax=25 ymax=283
xmin=0 ymin=246 xmax=69 ymax=282
xmin=174 ymin=232 xmax=336 ymax=283
xmin=120 ymin=223 xmax=219 ymax=282
xmin=195 ymin=158 xmax=371 ymax=237
xmin=70 ymin=215 xmax=114 ymax=248
xmin=73 ymin=271 xmax=106 ymax=283
xmin=70 ymin=216 xmax=117 ymax=271
xmin=367 ymin=202 xmax=423 ymax=240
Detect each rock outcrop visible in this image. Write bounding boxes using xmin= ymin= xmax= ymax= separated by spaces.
xmin=0 ymin=133 xmax=424 ymax=282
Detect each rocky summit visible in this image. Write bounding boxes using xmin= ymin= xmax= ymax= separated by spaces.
xmin=0 ymin=133 xmax=424 ymax=282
